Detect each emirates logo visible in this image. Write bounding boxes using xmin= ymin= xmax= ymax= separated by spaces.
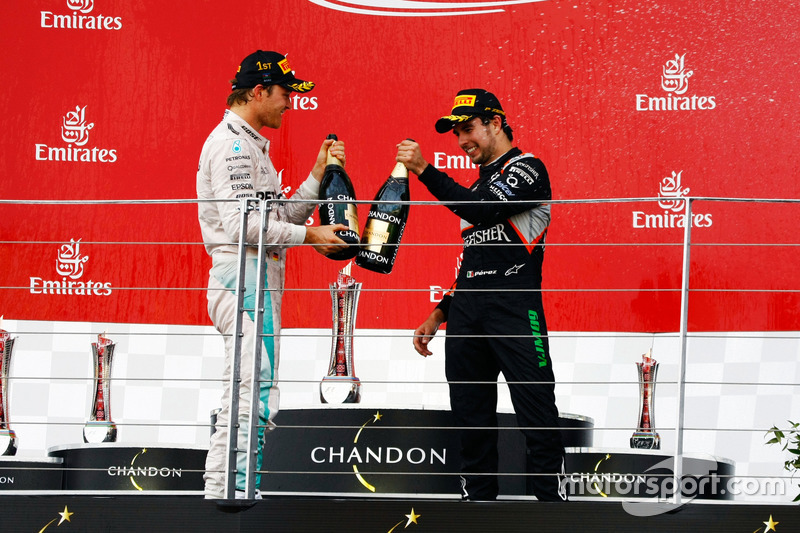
xmin=61 ymin=106 xmax=94 ymax=147
xmin=67 ymin=0 xmax=94 ymax=13
xmin=636 ymin=53 xmax=717 ymax=111
xmin=41 ymin=0 xmax=123 ymax=30
xmin=29 ymin=239 xmax=113 ymax=296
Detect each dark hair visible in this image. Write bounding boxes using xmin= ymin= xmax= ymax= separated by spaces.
xmin=481 ymin=115 xmax=514 ymax=142
xmin=226 ymin=82 xmax=275 ymax=107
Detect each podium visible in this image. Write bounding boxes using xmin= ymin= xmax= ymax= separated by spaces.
xmin=259 ymin=407 xmax=593 ymax=496
xmin=47 ymin=444 xmax=205 ymax=492
xmin=0 ymin=408 xmax=734 ymax=500
xmin=259 ymin=407 xmax=733 ymax=500
xmin=564 ymin=448 xmax=734 ymax=500
xmin=0 ymin=456 xmax=63 ymax=491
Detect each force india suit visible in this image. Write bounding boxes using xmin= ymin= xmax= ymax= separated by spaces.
xmin=418 ymin=147 xmax=567 ymax=501
xmin=196 ymin=109 xmax=319 ymax=497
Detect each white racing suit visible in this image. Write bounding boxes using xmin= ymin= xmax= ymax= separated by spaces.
xmin=196 ymin=109 xmax=318 ymax=498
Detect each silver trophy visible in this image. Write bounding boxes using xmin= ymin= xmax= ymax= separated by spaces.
xmin=84 ymin=333 xmax=118 ymax=443
xmin=631 ymin=349 xmax=661 ymax=450
xmin=320 ymin=263 xmax=362 ymax=404
xmin=0 ymin=323 xmax=18 ymax=455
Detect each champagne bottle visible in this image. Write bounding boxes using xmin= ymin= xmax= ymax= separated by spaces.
xmin=355 ymin=160 xmax=410 ymax=274
xmin=318 ymin=134 xmax=360 ymax=261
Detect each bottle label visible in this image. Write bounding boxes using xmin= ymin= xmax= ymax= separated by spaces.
xmin=359 ymin=250 xmax=390 ymax=265
xmin=367 ymin=210 xmax=403 ymax=226
xmin=344 ymin=204 xmax=359 ymax=230
xmin=363 ymin=219 xmax=391 ymax=252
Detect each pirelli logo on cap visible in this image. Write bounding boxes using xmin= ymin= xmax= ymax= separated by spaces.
xmin=453 ymin=94 xmax=476 ymax=110
xmin=278 ymin=58 xmax=292 ymax=74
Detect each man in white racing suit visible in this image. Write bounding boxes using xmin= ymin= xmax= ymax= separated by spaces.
xmin=197 ymin=50 xmax=347 ymax=499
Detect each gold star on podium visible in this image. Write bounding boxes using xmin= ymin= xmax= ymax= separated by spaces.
xmin=763 ymin=515 xmax=779 ymax=532
xmin=373 ymin=411 xmax=383 ymax=422
xmin=405 ymin=508 xmax=420 ymax=527
xmin=58 ymin=506 xmax=74 ymax=525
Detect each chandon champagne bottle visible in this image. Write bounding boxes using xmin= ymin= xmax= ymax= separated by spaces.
xmin=318 ymin=134 xmax=359 ymax=261
xmin=355 ymin=161 xmax=410 ymax=274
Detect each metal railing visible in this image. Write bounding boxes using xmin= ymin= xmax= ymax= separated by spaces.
xmin=0 ymin=196 xmax=798 ymax=503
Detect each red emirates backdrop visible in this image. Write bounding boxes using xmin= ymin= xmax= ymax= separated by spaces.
xmin=1 ymin=1 xmax=799 ymax=332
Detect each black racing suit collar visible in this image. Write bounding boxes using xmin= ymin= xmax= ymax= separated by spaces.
xmin=478 ymin=147 xmax=522 ymax=180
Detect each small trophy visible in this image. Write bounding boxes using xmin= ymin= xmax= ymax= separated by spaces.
xmin=320 ymin=263 xmax=362 ymax=404
xmin=84 ymin=332 xmax=118 ymax=443
xmin=631 ymin=349 xmax=660 ymax=450
xmin=0 ymin=318 xmax=18 ymax=456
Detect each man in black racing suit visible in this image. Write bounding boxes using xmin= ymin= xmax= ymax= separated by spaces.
xmin=398 ymin=89 xmax=567 ymax=502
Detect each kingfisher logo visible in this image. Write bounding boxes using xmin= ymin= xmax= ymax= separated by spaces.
xmin=636 ymin=54 xmax=716 ymax=111
xmin=308 ymin=0 xmax=548 ymax=17
xmin=41 ymin=0 xmax=123 ymax=30
xmin=30 ymin=239 xmax=113 ymax=296
xmin=632 ymin=172 xmax=713 ymax=229
xmin=35 ymin=105 xmax=118 ymax=163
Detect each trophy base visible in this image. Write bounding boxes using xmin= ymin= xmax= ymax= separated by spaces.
xmin=320 ymin=376 xmax=361 ymax=404
xmin=0 ymin=429 xmax=17 ymax=456
xmin=83 ymin=421 xmax=118 ymax=444
xmin=630 ymin=432 xmax=661 ymax=450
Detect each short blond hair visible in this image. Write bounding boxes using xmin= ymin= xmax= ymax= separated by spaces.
xmin=226 ymin=82 xmax=275 ymax=107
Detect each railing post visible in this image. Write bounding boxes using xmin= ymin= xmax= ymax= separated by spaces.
xmin=673 ymin=197 xmax=693 ymax=506
xmin=243 ymin=198 xmax=272 ymax=499
xmin=223 ymin=197 xmax=257 ymax=499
